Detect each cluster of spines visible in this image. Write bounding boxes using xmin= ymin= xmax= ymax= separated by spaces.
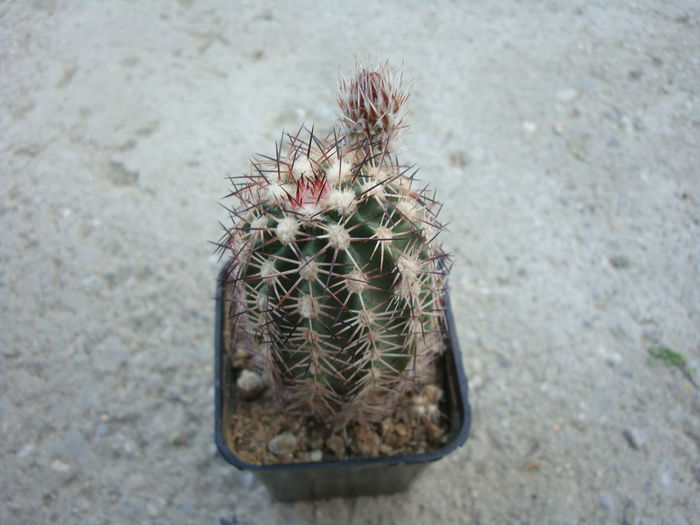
xmin=338 ymin=60 xmax=409 ymax=154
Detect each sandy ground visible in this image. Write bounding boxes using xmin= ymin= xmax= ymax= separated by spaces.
xmin=2 ymin=1 xmax=699 ymax=524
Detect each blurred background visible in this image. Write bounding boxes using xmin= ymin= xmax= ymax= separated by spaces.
xmin=1 ymin=1 xmax=699 ymax=523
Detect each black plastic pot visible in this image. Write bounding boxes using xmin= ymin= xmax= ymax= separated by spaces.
xmin=214 ymin=271 xmax=471 ymax=502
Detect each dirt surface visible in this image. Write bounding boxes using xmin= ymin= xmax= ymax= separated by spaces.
xmin=2 ymin=1 xmax=699 ymax=524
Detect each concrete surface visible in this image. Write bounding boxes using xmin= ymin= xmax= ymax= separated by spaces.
xmin=2 ymin=1 xmax=699 ymax=524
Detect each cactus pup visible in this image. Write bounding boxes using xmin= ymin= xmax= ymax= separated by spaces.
xmin=219 ymin=61 xmax=450 ymax=428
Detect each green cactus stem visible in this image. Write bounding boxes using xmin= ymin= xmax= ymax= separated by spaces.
xmin=219 ymin=63 xmax=450 ymax=428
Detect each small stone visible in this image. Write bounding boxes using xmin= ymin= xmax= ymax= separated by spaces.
xmin=147 ymin=504 xmax=160 ymax=518
xmin=352 ymin=425 xmax=381 ymax=457
xmin=95 ymin=423 xmax=108 ymax=438
xmin=242 ymin=471 xmax=256 ymax=489
xmin=326 ymin=434 xmax=346 ymax=459
xmin=470 ymin=358 xmax=484 ymax=374
xmin=379 ymin=444 xmax=394 ymax=455
xmin=268 ymin=432 xmax=297 ymax=456
xmin=170 ymin=430 xmax=186 ymax=446
xmin=309 ymin=449 xmax=323 ymax=462
xmin=412 ymin=384 xmax=442 ymax=420
xmin=522 ymin=121 xmax=537 ymax=134
xmin=126 ymin=473 xmax=146 ymax=489
xmin=421 ymin=384 xmax=442 ymax=404
xmin=660 ymin=470 xmax=672 ymax=489
xmin=628 ymin=69 xmax=643 ymax=81
xmin=556 ymin=88 xmax=578 ymax=102
xmin=50 ymin=459 xmax=71 ymax=473
xmin=123 ymin=439 xmax=137 ymax=456
xmin=424 ymin=419 xmax=445 ymax=446
xmin=623 ymin=427 xmax=646 ymax=450
xmin=236 ymin=370 xmax=266 ymax=401
xmin=394 ymin=423 xmax=412 ymax=446
xmin=380 ymin=418 xmax=393 ymax=439
xmin=449 ymin=151 xmax=470 ymax=168
xmin=597 ymin=491 xmax=614 ymax=514
xmin=107 ymin=159 xmax=139 ymax=186
xmin=470 ymin=375 xmax=483 ymax=390
xmin=609 ymin=255 xmax=630 ymax=269
xmin=17 ymin=443 xmax=34 ymax=458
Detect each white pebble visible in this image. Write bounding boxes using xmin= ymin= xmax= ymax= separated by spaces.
xmin=236 ymin=370 xmax=266 ymax=400
xmin=268 ymin=432 xmax=297 ymax=456
xmin=556 ymin=88 xmax=578 ymax=102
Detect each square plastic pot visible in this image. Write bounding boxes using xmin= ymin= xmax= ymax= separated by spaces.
xmin=214 ymin=270 xmax=471 ymax=502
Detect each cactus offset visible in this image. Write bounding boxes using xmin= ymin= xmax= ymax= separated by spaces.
xmin=338 ymin=60 xmax=409 ymax=154
xmin=220 ymin=62 xmax=449 ymax=428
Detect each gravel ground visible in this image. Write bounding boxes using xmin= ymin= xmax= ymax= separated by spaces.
xmin=2 ymin=1 xmax=699 ymax=524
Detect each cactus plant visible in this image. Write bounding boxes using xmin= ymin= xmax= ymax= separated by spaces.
xmin=219 ymin=61 xmax=450 ymax=428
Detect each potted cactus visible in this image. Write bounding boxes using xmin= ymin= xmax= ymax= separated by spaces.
xmin=214 ymin=61 xmax=471 ymax=501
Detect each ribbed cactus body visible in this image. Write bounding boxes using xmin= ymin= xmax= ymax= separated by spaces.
xmin=222 ymin=63 xmax=448 ymax=427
